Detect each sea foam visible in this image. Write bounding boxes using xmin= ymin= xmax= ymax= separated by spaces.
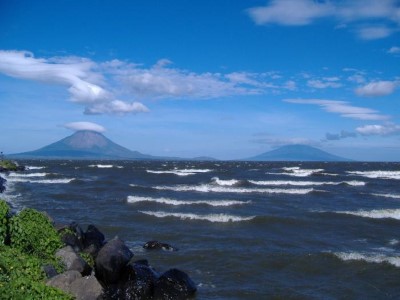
xmin=248 ymin=180 xmax=365 ymax=186
xmin=139 ymin=210 xmax=255 ymax=223
xmin=347 ymin=170 xmax=400 ymax=180
xmin=336 ymin=208 xmax=400 ymax=220
xmin=334 ymin=251 xmax=400 ymax=267
xmin=153 ymin=184 xmax=314 ymax=194
xmin=127 ymin=195 xmax=249 ymax=206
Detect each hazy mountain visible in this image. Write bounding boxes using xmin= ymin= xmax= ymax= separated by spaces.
xmin=245 ymin=144 xmax=351 ymax=162
xmin=11 ymin=130 xmax=160 ymax=160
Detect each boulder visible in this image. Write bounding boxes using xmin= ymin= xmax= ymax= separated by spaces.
xmin=154 ymin=268 xmax=197 ymax=300
xmin=59 ymin=222 xmax=85 ymax=251
xmin=42 ymin=264 xmax=58 ymax=278
xmin=0 ymin=176 xmax=6 ymax=193
xmin=143 ymin=240 xmax=178 ymax=252
xmin=83 ymin=224 xmax=105 ymax=255
xmin=46 ymin=270 xmax=82 ymax=291
xmin=56 ymin=246 xmax=92 ymax=276
xmin=95 ymin=237 xmax=134 ymax=286
xmin=122 ymin=260 xmax=159 ymax=299
xmin=68 ymin=275 xmax=103 ymax=300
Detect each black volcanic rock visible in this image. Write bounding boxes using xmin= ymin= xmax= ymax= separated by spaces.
xmin=246 ymin=144 xmax=351 ymax=162
xmin=11 ymin=130 xmax=156 ymax=160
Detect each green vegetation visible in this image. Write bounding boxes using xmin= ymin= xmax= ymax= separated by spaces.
xmin=0 ymin=199 xmax=72 ymax=299
xmin=0 ymin=160 xmax=19 ymax=171
xmin=9 ymin=208 xmax=63 ymax=259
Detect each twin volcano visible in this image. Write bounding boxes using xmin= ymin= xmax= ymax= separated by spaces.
xmin=11 ymin=130 xmax=351 ymax=161
xmin=12 ymin=130 xmax=156 ymax=160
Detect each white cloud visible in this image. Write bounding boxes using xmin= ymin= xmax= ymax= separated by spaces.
xmin=285 ymin=98 xmax=390 ymax=120
xmin=355 ymin=80 xmax=397 ymax=97
xmin=247 ymin=0 xmax=333 ymax=26
xmin=356 ymin=26 xmax=394 ymax=40
xmin=63 ymin=121 xmax=106 ymax=133
xmin=0 ymin=50 xmax=148 ymax=115
xmin=307 ymin=78 xmax=342 ymax=89
xmin=247 ymin=0 xmax=400 ymax=39
xmin=356 ymin=123 xmax=400 ymax=136
xmin=388 ymin=46 xmax=400 ymax=54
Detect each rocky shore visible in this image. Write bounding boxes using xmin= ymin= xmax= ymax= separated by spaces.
xmin=0 ymin=161 xmax=197 ymax=299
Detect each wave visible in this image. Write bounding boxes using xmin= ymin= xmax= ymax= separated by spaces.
xmin=26 ymin=166 xmax=45 ymax=170
xmin=281 ymin=167 xmax=325 ymax=177
xmin=153 ymin=184 xmax=314 ymax=194
xmin=147 ymin=168 xmax=212 ymax=176
xmin=336 ymin=208 xmax=400 ymax=220
xmin=372 ymin=193 xmax=400 ymax=199
xmin=8 ymin=172 xmax=49 ymax=177
xmin=139 ymin=211 xmax=255 ymax=223
xmin=89 ymin=164 xmax=114 ymax=168
xmin=334 ymin=251 xmax=400 ymax=267
xmin=347 ymin=170 xmax=400 ymax=180
xmin=127 ymin=195 xmax=250 ymax=207
xmin=248 ymin=180 xmax=365 ymax=186
xmin=5 ymin=178 xmax=75 ymax=184
xmin=211 ymin=177 xmax=241 ymax=186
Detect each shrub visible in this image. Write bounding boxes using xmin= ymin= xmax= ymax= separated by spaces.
xmin=0 ymin=246 xmax=72 ymax=299
xmin=9 ymin=208 xmax=63 ymax=259
xmin=0 ymin=200 xmax=9 ymax=245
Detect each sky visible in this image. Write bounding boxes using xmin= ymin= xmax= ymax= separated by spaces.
xmin=0 ymin=0 xmax=400 ymax=161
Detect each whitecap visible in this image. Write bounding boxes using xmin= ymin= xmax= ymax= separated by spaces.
xmin=89 ymin=164 xmax=114 ymax=168
xmin=127 ymin=196 xmax=249 ymax=207
xmin=334 ymin=251 xmax=400 ymax=267
xmin=146 ymin=170 xmax=195 ymax=176
xmin=153 ymin=184 xmax=314 ymax=194
xmin=5 ymin=178 xmax=74 ymax=184
xmin=347 ymin=170 xmax=400 ymax=180
xmin=26 ymin=166 xmax=45 ymax=170
xmin=281 ymin=167 xmax=324 ymax=177
xmin=249 ymin=180 xmax=365 ymax=186
xmin=211 ymin=177 xmax=240 ymax=186
xmin=336 ymin=208 xmax=400 ymax=220
xmin=8 ymin=172 xmax=48 ymax=177
xmin=372 ymin=193 xmax=400 ymax=199
xmin=147 ymin=168 xmax=212 ymax=176
xmin=139 ymin=211 xmax=255 ymax=223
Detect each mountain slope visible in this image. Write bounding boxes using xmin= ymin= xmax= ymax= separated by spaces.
xmin=246 ymin=144 xmax=351 ymax=161
xmin=11 ymin=130 xmax=157 ymax=160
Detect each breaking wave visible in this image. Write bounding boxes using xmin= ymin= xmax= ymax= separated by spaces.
xmin=153 ymin=184 xmax=314 ymax=194
xmin=347 ymin=170 xmax=400 ymax=180
xmin=372 ymin=193 xmax=400 ymax=199
xmin=334 ymin=251 xmax=400 ymax=267
xmin=89 ymin=164 xmax=114 ymax=168
xmin=248 ymin=180 xmax=365 ymax=186
xmin=147 ymin=169 xmax=212 ymax=176
xmin=139 ymin=211 xmax=255 ymax=223
xmin=336 ymin=208 xmax=400 ymax=220
xmin=26 ymin=166 xmax=45 ymax=170
xmin=127 ymin=195 xmax=250 ymax=207
xmin=8 ymin=172 xmax=48 ymax=177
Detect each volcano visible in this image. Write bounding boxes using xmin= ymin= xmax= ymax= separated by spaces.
xmin=11 ymin=130 xmax=158 ymax=160
xmin=245 ymin=144 xmax=351 ymax=162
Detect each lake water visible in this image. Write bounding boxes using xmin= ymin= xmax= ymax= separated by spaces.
xmin=2 ymin=160 xmax=400 ymax=299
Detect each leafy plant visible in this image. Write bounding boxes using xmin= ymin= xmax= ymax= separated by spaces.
xmin=0 ymin=246 xmax=72 ymax=299
xmin=0 ymin=160 xmax=19 ymax=171
xmin=9 ymin=208 xmax=63 ymax=259
xmin=0 ymin=200 xmax=9 ymax=245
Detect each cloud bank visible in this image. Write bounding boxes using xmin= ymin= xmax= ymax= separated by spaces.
xmin=63 ymin=121 xmax=106 ymax=133
xmin=247 ymin=0 xmax=400 ymax=40
xmin=284 ymin=98 xmax=390 ymax=121
xmin=0 ymin=50 xmax=148 ymax=115
xmin=355 ymin=80 xmax=397 ymax=97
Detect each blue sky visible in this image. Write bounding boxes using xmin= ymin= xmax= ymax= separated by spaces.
xmin=1 ymin=0 xmax=400 ymax=160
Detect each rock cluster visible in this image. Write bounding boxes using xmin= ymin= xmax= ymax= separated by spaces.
xmin=51 ymin=222 xmax=197 ymax=299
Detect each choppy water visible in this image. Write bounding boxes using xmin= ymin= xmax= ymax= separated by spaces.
xmin=2 ymin=160 xmax=400 ymax=299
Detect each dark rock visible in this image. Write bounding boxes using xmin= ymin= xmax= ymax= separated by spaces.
xmin=95 ymin=237 xmax=134 ymax=286
xmin=68 ymin=275 xmax=103 ymax=300
xmin=0 ymin=176 xmax=6 ymax=193
xmin=42 ymin=264 xmax=58 ymax=279
xmin=56 ymin=246 xmax=92 ymax=276
xmin=46 ymin=270 xmax=82 ymax=291
xmin=143 ymin=240 xmax=178 ymax=252
xmin=122 ymin=260 xmax=159 ymax=299
xmin=83 ymin=224 xmax=105 ymax=255
xmin=154 ymin=268 xmax=197 ymax=300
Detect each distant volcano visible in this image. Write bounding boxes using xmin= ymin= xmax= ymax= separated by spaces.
xmin=11 ymin=130 xmax=157 ymax=160
xmin=246 ymin=144 xmax=351 ymax=162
